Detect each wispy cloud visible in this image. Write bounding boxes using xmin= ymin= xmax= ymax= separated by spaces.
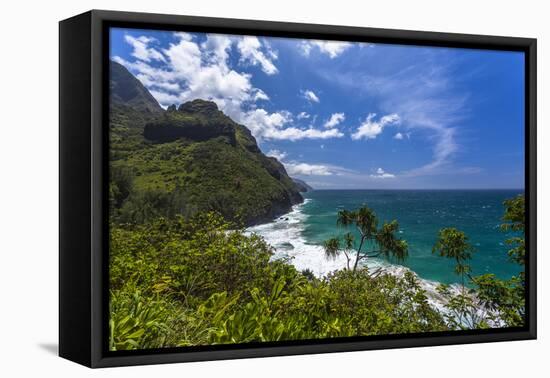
xmin=268 ymin=150 xmax=353 ymax=177
xmin=370 ymin=167 xmax=396 ymax=179
xmin=285 ymin=162 xmax=333 ymax=176
xmin=323 ymin=52 xmax=470 ymax=176
xmin=393 ymin=132 xmax=411 ymax=140
xmin=266 ymin=149 xmax=287 ymax=161
xmin=237 ymin=36 xmax=279 ymax=75
xmin=285 ymin=161 xmax=356 ymax=177
xmin=301 ymin=89 xmax=320 ymax=103
xmin=324 ymin=112 xmax=345 ymax=128
xmin=124 ymin=35 xmax=166 ymax=63
xmin=374 ymin=70 xmax=468 ymax=176
xmin=300 ymin=40 xmax=353 ymax=58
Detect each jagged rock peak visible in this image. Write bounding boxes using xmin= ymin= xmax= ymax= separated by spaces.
xmin=178 ymin=99 xmax=220 ymax=115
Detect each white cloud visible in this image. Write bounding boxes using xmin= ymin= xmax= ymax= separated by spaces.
xmin=302 ymin=89 xmax=320 ymax=103
xmin=285 ymin=162 xmax=333 ymax=176
xmin=252 ymin=88 xmax=270 ymax=101
xmin=297 ymin=112 xmax=310 ymax=120
xmin=266 ymin=149 xmax=287 ymax=161
xmin=394 ymin=132 xmax=404 ymax=140
xmin=201 ymin=34 xmax=233 ymax=65
xmin=239 ymin=108 xmax=291 ymax=136
xmin=241 ymin=108 xmax=344 ymax=141
xmin=148 ymin=90 xmax=180 ymax=106
xmin=116 ymin=33 xmax=258 ymax=117
xmin=283 ymin=161 xmax=355 ymax=177
xmin=370 ymin=168 xmax=396 ymax=179
xmin=300 ymin=40 xmax=353 ymax=58
xmin=135 ymin=73 xmax=180 ymax=93
xmin=237 ymin=36 xmax=278 ymax=75
xmin=264 ymin=150 xmax=350 ymax=178
xmin=124 ymin=35 xmax=166 ymax=63
xmin=174 ymin=32 xmax=194 ymax=41
xmin=117 ymin=32 xmax=345 ymax=143
xmin=324 ymin=112 xmax=345 ymax=128
xmin=262 ymin=39 xmax=279 ymax=60
xmin=351 ymin=113 xmax=401 ymax=140
xmin=279 ymin=127 xmax=342 ymax=140
xmin=310 ymin=115 xmax=318 ymax=124
xmin=299 ymin=42 xmax=313 ymax=57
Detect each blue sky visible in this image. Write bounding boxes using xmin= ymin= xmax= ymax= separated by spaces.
xmin=110 ymin=27 xmax=525 ymax=189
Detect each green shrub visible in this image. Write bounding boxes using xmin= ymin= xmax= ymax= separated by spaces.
xmin=109 ymin=213 xmax=448 ymax=350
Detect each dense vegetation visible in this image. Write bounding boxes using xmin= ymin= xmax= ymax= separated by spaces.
xmin=110 ymin=196 xmax=525 ymax=350
xmin=109 ymin=196 xmax=525 ymax=350
xmin=109 ymin=213 xmax=447 ymax=350
xmin=108 ymin=60 xmax=526 ymax=350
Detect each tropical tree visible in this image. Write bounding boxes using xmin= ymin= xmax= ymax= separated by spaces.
xmin=432 ymin=227 xmax=477 ymax=328
xmin=501 ymin=195 xmax=526 ymax=265
xmin=432 ymin=227 xmax=474 ymax=294
xmin=472 ymin=194 xmax=526 ymax=326
xmin=323 ymin=206 xmax=408 ymax=272
xmin=432 ymin=195 xmax=526 ymax=329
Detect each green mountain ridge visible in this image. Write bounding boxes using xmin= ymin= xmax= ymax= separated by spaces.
xmin=110 ymin=61 xmax=163 ymax=114
xmin=109 ymin=61 xmax=304 ymax=226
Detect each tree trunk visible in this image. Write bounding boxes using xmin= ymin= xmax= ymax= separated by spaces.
xmin=343 ymin=251 xmax=351 ymax=270
xmin=353 ymin=235 xmax=366 ymax=271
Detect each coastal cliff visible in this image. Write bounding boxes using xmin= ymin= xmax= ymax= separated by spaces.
xmin=109 ymin=61 xmax=304 ymax=226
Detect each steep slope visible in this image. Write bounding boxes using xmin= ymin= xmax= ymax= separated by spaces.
xmin=109 ymin=61 xmax=303 ymax=226
xmin=109 ymin=61 xmax=165 ymax=161
xmin=110 ymin=61 xmax=163 ymax=114
xmin=292 ymin=178 xmax=314 ymax=192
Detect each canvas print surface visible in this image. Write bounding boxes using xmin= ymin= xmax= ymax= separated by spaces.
xmin=108 ymin=27 xmax=526 ymax=351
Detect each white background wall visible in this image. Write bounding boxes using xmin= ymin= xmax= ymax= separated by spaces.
xmin=0 ymin=0 xmax=547 ymax=376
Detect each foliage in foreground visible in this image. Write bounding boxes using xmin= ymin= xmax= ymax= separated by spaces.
xmin=110 ymin=195 xmax=526 ymax=350
xmin=109 ymin=213 xmax=446 ymax=350
xmin=432 ymin=195 xmax=526 ymax=329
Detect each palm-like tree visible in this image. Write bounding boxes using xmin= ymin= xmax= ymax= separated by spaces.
xmin=324 ymin=232 xmax=355 ymax=270
xmin=323 ymin=205 xmax=408 ymax=272
xmin=432 ymin=227 xmax=474 ymax=294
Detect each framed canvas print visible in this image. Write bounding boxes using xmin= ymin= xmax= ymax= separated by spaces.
xmin=59 ymin=10 xmax=536 ymax=368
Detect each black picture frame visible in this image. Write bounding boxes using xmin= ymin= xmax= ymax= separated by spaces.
xmin=59 ymin=9 xmax=537 ymax=368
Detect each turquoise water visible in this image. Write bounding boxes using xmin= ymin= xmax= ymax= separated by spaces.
xmin=299 ymin=190 xmax=523 ymax=285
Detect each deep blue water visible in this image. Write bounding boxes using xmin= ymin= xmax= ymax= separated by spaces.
xmin=298 ymin=190 xmax=523 ymax=285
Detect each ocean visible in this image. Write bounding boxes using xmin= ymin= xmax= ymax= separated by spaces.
xmin=247 ymin=190 xmax=523 ymax=289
